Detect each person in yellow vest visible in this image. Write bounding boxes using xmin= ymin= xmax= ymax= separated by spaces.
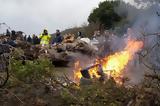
xmin=39 ymin=29 xmax=51 ymax=46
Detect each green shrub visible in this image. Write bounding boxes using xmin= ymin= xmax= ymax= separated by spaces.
xmin=59 ymin=79 xmax=135 ymax=106
xmin=10 ymin=58 xmax=54 ymax=83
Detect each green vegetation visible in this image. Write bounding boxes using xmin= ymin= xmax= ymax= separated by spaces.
xmin=60 ymin=79 xmax=135 ymax=106
xmin=88 ymin=1 xmax=122 ymax=29
xmin=0 ymin=50 xmax=159 ymax=105
xmin=10 ymin=58 xmax=53 ymax=83
xmin=62 ymin=0 xmax=139 ymax=37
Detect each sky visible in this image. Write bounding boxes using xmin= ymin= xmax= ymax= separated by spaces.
xmin=0 ymin=0 xmax=134 ymax=35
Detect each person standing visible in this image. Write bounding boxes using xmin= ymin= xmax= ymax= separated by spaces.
xmin=39 ymin=29 xmax=51 ymax=46
xmin=52 ymin=29 xmax=63 ymax=45
xmin=6 ymin=29 xmax=11 ymax=37
xmin=32 ymin=34 xmax=39 ymax=45
xmin=27 ymin=35 xmax=32 ymax=43
xmin=11 ymin=30 xmax=16 ymax=40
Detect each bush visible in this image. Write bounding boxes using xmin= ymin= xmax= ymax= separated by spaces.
xmin=59 ymin=79 xmax=135 ymax=106
xmin=10 ymin=58 xmax=54 ymax=83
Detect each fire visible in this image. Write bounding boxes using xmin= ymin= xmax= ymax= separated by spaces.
xmin=74 ymin=40 xmax=143 ymax=83
xmin=102 ymin=51 xmax=130 ymax=77
xmin=73 ymin=61 xmax=82 ymax=81
xmin=88 ymin=65 xmax=101 ymax=79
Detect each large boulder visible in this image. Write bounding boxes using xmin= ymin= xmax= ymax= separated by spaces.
xmin=7 ymin=37 xmax=98 ymax=67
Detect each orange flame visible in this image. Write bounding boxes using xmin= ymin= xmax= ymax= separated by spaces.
xmin=73 ymin=61 xmax=82 ymax=82
xmin=88 ymin=66 xmax=101 ymax=79
xmin=74 ymin=40 xmax=143 ymax=83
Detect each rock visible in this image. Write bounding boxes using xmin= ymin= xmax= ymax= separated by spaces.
xmin=46 ymin=40 xmax=97 ymax=67
xmin=16 ymin=40 xmax=31 ymax=49
xmin=1 ymin=35 xmax=98 ymax=67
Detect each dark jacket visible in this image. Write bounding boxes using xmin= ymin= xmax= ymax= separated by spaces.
xmin=52 ymin=34 xmax=63 ymax=44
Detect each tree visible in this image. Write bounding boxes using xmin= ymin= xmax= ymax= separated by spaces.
xmin=88 ymin=0 xmax=122 ymax=30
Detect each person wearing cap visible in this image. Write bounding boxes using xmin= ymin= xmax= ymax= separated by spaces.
xmin=39 ymin=29 xmax=51 ymax=46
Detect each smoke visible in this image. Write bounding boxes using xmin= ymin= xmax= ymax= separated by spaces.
xmin=70 ymin=0 xmax=160 ymax=85
xmin=129 ymin=3 xmax=160 ymax=73
xmin=134 ymin=0 xmax=160 ymax=5
xmin=85 ymin=1 xmax=160 ymax=84
xmin=112 ymin=1 xmax=160 ymax=84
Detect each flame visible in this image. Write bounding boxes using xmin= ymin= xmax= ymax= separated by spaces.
xmin=88 ymin=65 xmax=101 ymax=79
xmin=74 ymin=40 xmax=143 ymax=83
xmin=102 ymin=51 xmax=130 ymax=77
xmin=73 ymin=61 xmax=82 ymax=82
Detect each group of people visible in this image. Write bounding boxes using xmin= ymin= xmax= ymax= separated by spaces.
xmin=24 ymin=29 xmax=110 ymax=48
xmin=3 ymin=28 xmax=110 ymax=49
xmin=25 ymin=29 xmax=63 ymax=46
xmin=25 ymin=34 xmax=40 ymax=45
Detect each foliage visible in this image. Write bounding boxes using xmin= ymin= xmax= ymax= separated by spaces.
xmin=1 ymin=49 xmax=159 ymax=106
xmin=88 ymin=0 xmax=123 ymax=30
xmin=134 ymin=76 xmax=160 ymax=106
xmin=1 ymin=55 xmax=160 ymax=106
xmin=59 ymin=79 xmax=135 ymax=106
xmin=10 ymin=58 xmax=54 ymax=83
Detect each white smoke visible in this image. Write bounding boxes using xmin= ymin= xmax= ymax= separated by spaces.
xmin=114 ymin=2 xmax=160 ymax=84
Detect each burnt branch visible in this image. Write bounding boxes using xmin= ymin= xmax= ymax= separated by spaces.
xmin=138 ymin=33 xmax=160 ymax=71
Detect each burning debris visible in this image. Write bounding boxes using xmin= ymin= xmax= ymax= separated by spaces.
xmin=74 ymin=36 xmax=144 ymax=84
